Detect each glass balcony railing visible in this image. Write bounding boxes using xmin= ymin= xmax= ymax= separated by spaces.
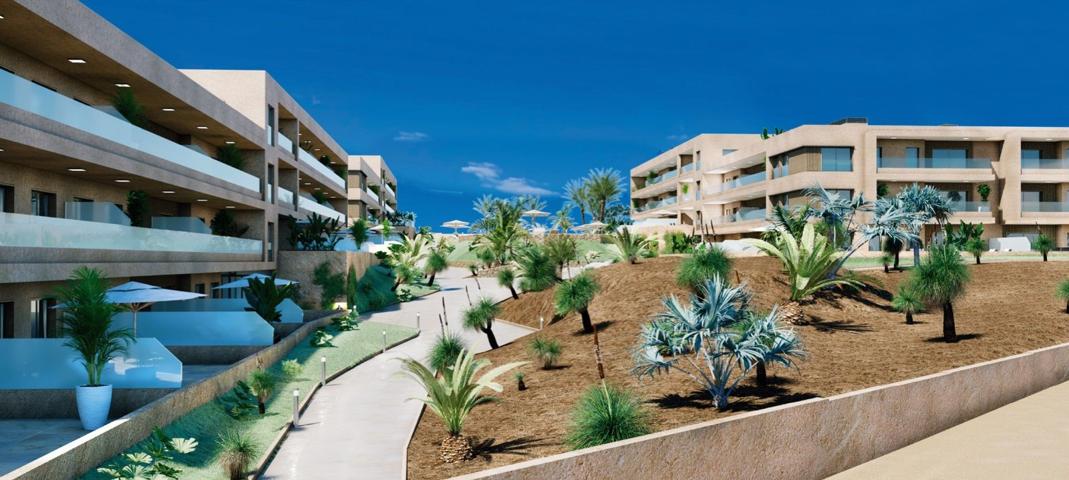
xmin=0 ymin=212 xmax=262 ymax=254
xmin=298 ymin=148 xmax=346 ymax=189
xmin=643 ymin=169 xmax=678 ymax=187
xmin=680 ymin=162 xmax=701 ymax=174
xmin=708 ymin=171 xmax=767 ymax=195
xmin=64 ymin=201 xmax=130 ymax=225
xmin=1022 ymin=158 xmax=1069 ymax=170
xmin=634 ymin=196 xmax=678 ymax=213
xmin=299 ymin=197 xmax=346 ymax=222
xmin=278 ymin=132 xmax=294 ymax=154
xmin=0 ymin=69 xmax=261 ymax=193
xmin=151 ymin=216 xmax=211 ymax=234
xmin=1022 ymin=201 xmax=1069 ymax=213
xmin=878 ymin=157 xmax=991 ymax=169
xmin=384 ymin=183 xmax=396 ymax=198
xmin=366 ymin=188 xmax=381 ymax=203
xmin=947 ymin=201 xmax=991 ymax=213
xmin=712 ymin=208 xmax=767 ymax=224
xmin=278 ymin=187 xmax=295 ymax=208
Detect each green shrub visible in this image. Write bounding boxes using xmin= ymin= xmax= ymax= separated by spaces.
xmin=555 ymin=272 xmax=600 ymax=334
xmin=313 ymin=262 xmax=345 ymax=310
xmin=891 ymin=282 xmax=924 ymax=324
xmin=428 ymin=332 xmax=467 ymax=373
xmin=112 ymin=88 xmax=145 ymax=127
xmin=1057 ymin=279 xmax=1069 ymax=314
xmin=528 ymin=337 xmax=562 ymax=369
xmin=310 ymin=328 xmax=335 ymax=347
xmin=676 ymin=245 xmax=732 ymax=294
xmin=566 ymin=383 xmax=649 ymax=449
xmin=216 ymin=144 xmax=245 ymax=170
xmin=217 ymin=429 xmax=257 ymax=480
xmin=248 ymin=370 xmax=277 ymax=416
xmin=281 ymin=359 xmax=302 ymax=380
xmin=1033 ymin=234 xmax=1054 ymax=261
xmin=517 ymin=245 xmax=558 ymax=292
xmin=663 ymin=231 xmax=697 ymax=254
xmin=216 ymin=381 xmax=257 ymax=419
xmin=911 ymin=245 xmax=970 ymax=342
xmin=97 ymin=428 xmax=197 ymax=479
xmin=210 ymin=210 xmax=249 ymax=238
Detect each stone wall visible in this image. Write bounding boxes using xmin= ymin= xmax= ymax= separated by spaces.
xmin=276 ymin=250 xmax=377 ymax=309
xmin=457 ymin=341 xmax=1069 ymax=480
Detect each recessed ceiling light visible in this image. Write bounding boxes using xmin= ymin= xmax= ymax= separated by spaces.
xmin=314 ymin=148 xmax=320 ymax=151
xmin=196 ymin=198 xmax=208 ymax=202
xmin=225 ymin=205 xmax=235 ymax=209
xmin=114 ymin=179 xmax=131 ymax=183
xmin=0 ymin=15 xmax=5 ymax=20
xmin=114 ymin=83 xmax=131 ymax=88
xmin=314 ymin=187 xmax=321 ymax=190
xmin=303 ymin=182 xmax=312 ymax=186
xmin=962 ymin=137 xmax=970 ymax=140
xmin=890 ymin=136 xmax=897 ymax=140
xmin=225 ymin=140 xmax=236 ymax=145
xmin=68 ymin=58 xmax=87 ymax=64
xmin=196 ymin=126 xmax=208 ymax=130
xmin=161 ymin=107 xmax=175 ymax=112
xmin=161 ymin=190 xmax=175 ymax=194
xmin=67 ymin=167 xmax=87 ymax=172
xmin=1045 ymin=138 xmax=1054 ymax=141
xmin=0 ymin=148 xmax=5 ymax=152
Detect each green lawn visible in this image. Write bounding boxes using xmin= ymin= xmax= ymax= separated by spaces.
xmin=84 ymin=321 xmax=417 ymax=480
xmin=447 ymin=239 xmax=617 ymax=266
xmin=843 ymin=250 xmax=1068 ymax=269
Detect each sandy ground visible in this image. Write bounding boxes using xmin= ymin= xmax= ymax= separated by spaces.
xmin=407 ymin=256 xmax=1069 ymax=479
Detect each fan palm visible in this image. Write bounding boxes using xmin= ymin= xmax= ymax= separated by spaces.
xmin=496 ymin=266 xmax=519 ymax=299
xmin=564 ymin=179 xmax=592 ymax=225
xmin=585 ymin=168 xmax=623 ymax=222
xmin=911 ymin=244 xmax=970 ymax=342
xmin=1033 ymin=234 xmax=1054 ymax=262
xmin=554 ymin=272 xmax=600 ymax=334
xmin=400 ymin=350 xmax=525 ymax=462
xmin=897 ymin=183 xmax=954 ymax=265
xmin=463 ymin=298 xmax=501 ymax=349
xmin=55 ymin=267 xmax=132 ymax=387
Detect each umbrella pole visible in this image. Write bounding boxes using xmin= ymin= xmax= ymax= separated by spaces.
xmin=132 ymin=309 xmax=138 ymax=337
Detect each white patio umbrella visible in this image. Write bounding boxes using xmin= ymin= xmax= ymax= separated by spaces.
xmin=521 ymin=209 xmax=549 ymax=231
xmin=213 ymin=273 xmax=299 ymax=290
xmin=55 ymin=282 xmax=205 ymax=336
xmin=575 ymin=221 xmax=608 ymax=233
xmin=441 ymin=219 xmax=470 ymax=234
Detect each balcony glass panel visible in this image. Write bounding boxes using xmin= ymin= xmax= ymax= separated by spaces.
xmin=64 ymin=201 xmax=130 ymax=225
xmin=947 ymin=201 xmax=991 ymax=213
xmin=1022 ymin=158 xmax=1069 ymax=170
xmin=645 ymin=169 xmax=678 ymax=187
xmin=151 ymin=216 xmax=211 ymax=234
xmin=0 ymin=212 xmax=261 ymax=254
xmin=0 ymin=69 xmax=260 ymax=193
xmin=298 ymin=148 xmax=346 ymax=189
xmin=709 ymin=171 xmax=766 ymax=194
xmin=634 ymin=196 xmax=678 ymax=212
xmin=0 ymin=338 xmax=181 ymax=389
xmin=278 ymin=132 xmax=294 ymax=154
xmin=299 ymin=197 xmax=346 ymax=222
xmin=278 ymin=187 xmax=295 ymax=207
xmin=1022 ymin=201 xmax=1069 ymax=213
xmin=712 ymin=207 xmax=767 ymax=224
xmin=366 ymin=188 xmax=381 ymax=203
xmin=878 ymin=157 xmax=991 ymax=169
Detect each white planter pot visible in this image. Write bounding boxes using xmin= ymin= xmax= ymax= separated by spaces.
xmin=75 ymin=384 xmax=112 ymax=430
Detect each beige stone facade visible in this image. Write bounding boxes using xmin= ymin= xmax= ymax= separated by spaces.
xmin=346 ymin=154 xmax=398 ymax=223
xmin=0 ymin=0 xmax=360 ymax=337
xmin=630 ymin=120 xmax=1069 ymax=247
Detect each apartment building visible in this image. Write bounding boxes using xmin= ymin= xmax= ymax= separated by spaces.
xmin=0 ymin=0 xmax=351 ymax=338
xmin=346 ymin=154 xmax=398 ymax=223
xmin=631 ymin=119 xmax=1069 ymax=248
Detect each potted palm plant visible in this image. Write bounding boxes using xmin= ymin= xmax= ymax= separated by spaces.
xmin=56 ymin=267 xmax=133 ymax=430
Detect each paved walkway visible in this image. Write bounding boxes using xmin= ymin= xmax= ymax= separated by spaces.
xmin=262 ymin=267 xmax=536 ymax=480
xmin=830 ymin=380 xmax=1069 ymax=480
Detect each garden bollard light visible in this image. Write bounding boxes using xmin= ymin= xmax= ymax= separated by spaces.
xmin=292 ymin=389 xmax=300 ymax=426
xmin=320 ymin=356 xmax=327 ymax=387
xmin=417 ymin=312 xmax=421 ymax=331
xmin=382 ymin=330 xmax=387 ymax=353
xmin=539 ymin=316 xmax=544 ymax=330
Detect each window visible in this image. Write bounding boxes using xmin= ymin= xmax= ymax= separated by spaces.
xmin=210 ymin=282 xmax=220 ymax=299
xmin=722 ymin=148 xmax=737 ymax=156
xmin=0 ymin=184 xmax=12 ymax=213
xmin=931 ymin=148 xmax=968 ymax=168
xmin=820 ymin=147 xmax=853 ymax=172
xmin=1023 ymin=149 xmax=1042 ymax=169
xmin=904 ymin=147 xmax=920 ymax=168
xmin=267 ymin=105 xmax=276 ymax=146
xmin=0 ymin=302 xmax=13 ymax=338
xmin=877 ymin=146 xmax=883 ymax=159
xmin=31 ymin=190 xmax=56 ymax=217
xmin=267 ymin=165 xmax=275 ymax=203
xmin=30 ymin=298 xmax=56 ymax=338
xmin=267 ymin=221 xmax=276 ymax=262
xmin=194 ymin=284 xmax=206 ymax=295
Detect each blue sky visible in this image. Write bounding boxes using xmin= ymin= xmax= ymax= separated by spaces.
xmin=84 ymin=1 xmax=1069 ymax=229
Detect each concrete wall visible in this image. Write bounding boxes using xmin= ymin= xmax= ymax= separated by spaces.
xmin=458 ymin=341 xmax=1069 ymax=480
xmin=4 ymin=311 xmax=344 ymax=480
xmin=276 ymin=251 xmax=378 ymax=309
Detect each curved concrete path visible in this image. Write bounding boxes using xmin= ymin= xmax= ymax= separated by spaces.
xmin=261 ymin=267 xmax=535 ymax=480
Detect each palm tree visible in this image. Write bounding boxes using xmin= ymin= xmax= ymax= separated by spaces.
xmin=516 ymin=245 xmax=558 ymax=292
xmin=245 ymin=275 xmax=297 ymax=322
xmin=892 ymin=282 xmax=924 ymax=324
xmin=1057 ymin=279 xmax=1069 ymax=314
xmin=911 ymin=245 xmax=970 ymax=342
xmin=551 ymin=205 xmax=573 ymax=233
xmin=56 ymin=267 xmax=133 ymax=388
xmin=387 ymin=235 xmax=429 ymax=290
xmin=564 ymin=179 xmax=591 ymax=225
xmin=473 ymin=200 xmax=525 ymax=265
xmin=897 ymin=183 xmax=954 ymax=265
xmin=248 ymin=370 xmax=276 ymax=415
xmin=218 ymin=430 xmax=258 ymax=480
xmin=1033 ymin=234 xmax=1054 ymax=262
xmin=497 ymin=266 xmax=519 ymax=299
xmin=676 ymin=245 xmax=732 ymax=295
xmin=584 ymin=168 xmax=622 ymax=222
xmin=399 ymin=350 xmax=525 ymax=462
xmin=543 ymin=234 xmax=579 ymax=275
xmin=554 ymin=272 xmax=600 ymax=333
xmin=964 ymin=237 xmax=985 ymax=265
xmin=424 ymin=250 xmax=448 ymax=286
xmin=350 ymin=218 xmax=370 ymax=247
xmin=463 ymin=297 xmax=501 ymax=349
xmin=608 ymin=227 xmax=649 ymax=264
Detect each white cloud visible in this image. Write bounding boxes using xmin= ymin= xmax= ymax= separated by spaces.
xmin=461 ymin=162 xmax=555 ymax=196
xmin=394 ymin=131 xmax=430 ymax=142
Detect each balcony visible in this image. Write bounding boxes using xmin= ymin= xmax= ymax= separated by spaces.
xmin=711 ymin=208 xmax=767 ymax=225
xmin=878 ymin=157 xmax=991 ymax=169
xmin=299 ymin=197 xmax=346 ymax=222
xmin=384 ymin=183 xmax=397 ymax=198
xmin=278 ymin=187 xmax=295 ymax=208
xmin=1022 ymin=158 xmax=1069 ymax=170
xmin=0 ymin=212 xmax=262 ymax=254
xmin=278 ymin=132 xmax=295 ymax=155
xmin=644 ymin=169 xmax=678 ymax=186
xmin=1022 ymin=201 xmax=1069 ymax=213
xmin=0 ymin=69 xmax=261 ymax=193
xmin=947 ymin=201 xmax=992 ymax=213
xmin=367 ymin=188 xmax=381 ymax=204
xmin=680 ymin=162 xmax=701 ymax=174
xmin=708 ymin=171 xmax=767 ymax=195
xmin=634 ymin=196 xmax=678 ymax=213
xmin=297 ymin=147 xmax=346 ymax=190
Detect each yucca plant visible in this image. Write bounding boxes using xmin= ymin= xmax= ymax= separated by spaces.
xmin=1056 ymin=279 xmax=1069 ymax=314
xmin=399 ymin=350 xmax=525 ymax=463
xmin=633 ymin=278 xmax=805 ymax=410
xmin=248 ymin=370 xmax=276 ymax=415
xmin=463 ymin=297 xmax=501 ymax=349
xmin=1033 ymin=234 xmax=1054 ymax=262
xmin=676 ymin=245 xmax=732 ymax=295
xmin=892 ymin=282 xmax=924 ymax=324
xmin=517 ymin=245 xmax=558 ymax=292
xmin=608 ymin=227 xmax=648 ymax=264
xmin=496 ymin=266 xmax=519 ymax=299
xmin=528 ymin=337 xmax=562 ymax=369
xmin=217 ymin=429 xmax=258 ymax=480
xmin=424 ymin=250 xmax=448 ymax=286
xmin=911 ymin=245 xmax=970 ymax=342
xmin=743 ymin=222 xmax=862 ymax=324
xmin=350 ymin=218 xmax=370 ymax=246
xmin=554 ymin=272 xmax=600 ymax=334
xmin=566 ymin=382 xmax=650 ymax=449
xmin=428 ymin=332 xmax=467 ymax=373
xmin=244 ymin=275 xmax=297 ymax=323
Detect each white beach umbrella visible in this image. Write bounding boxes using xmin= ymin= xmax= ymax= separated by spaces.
xmin=575 ymin=221 xmax=608 ymax=232
xmin=55 ymin=281 xmax=205 ymax=336
xmin=441 ymin=219 xmax=470 ymax=234
xmin=213 ymin=273 xmax=299 ymax=290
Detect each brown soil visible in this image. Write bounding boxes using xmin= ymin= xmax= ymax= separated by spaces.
xmin=407 ymin=256 xmax=1069 ymax=479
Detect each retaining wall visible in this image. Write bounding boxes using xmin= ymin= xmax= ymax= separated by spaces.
xmin=276 ymin=250 xmax=377 ymax=308
xmin=456 ymin=341 xmax=1069 ymax=480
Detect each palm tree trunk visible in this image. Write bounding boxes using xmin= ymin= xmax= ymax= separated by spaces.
xmin=975 ymin=255 xmax=980 ymax=265
xmin=912 ymin=242 xmax=922 ymax=267
xmin=579 ymin=308 xmax=593 ymax=334
xmin=943 ymin=302 xmax=957 ymax=342
xmin=755 ymin=361 xmax=767 ymax=386
xmin=1044 ymin=252 xmax=1049 ymax=262
xmin=893 ymin=249 xmax=901 ymax=270
xmin=482 ymin=326 xmax=499 ymax=349
xmin=883 ymin=264 xmax=889 ymax=273
xmin=1064 ymin=300 xmax=1068 ymax=314
xmin=426 ymin=273 xmax=436 ymax=286
xmin=508 ymin=285 xmax=518 ymax=300
xmin=905 ymin=311 xmax=914 ymax=325
xmin=391 ymin=278 xmax=402 ymax=291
